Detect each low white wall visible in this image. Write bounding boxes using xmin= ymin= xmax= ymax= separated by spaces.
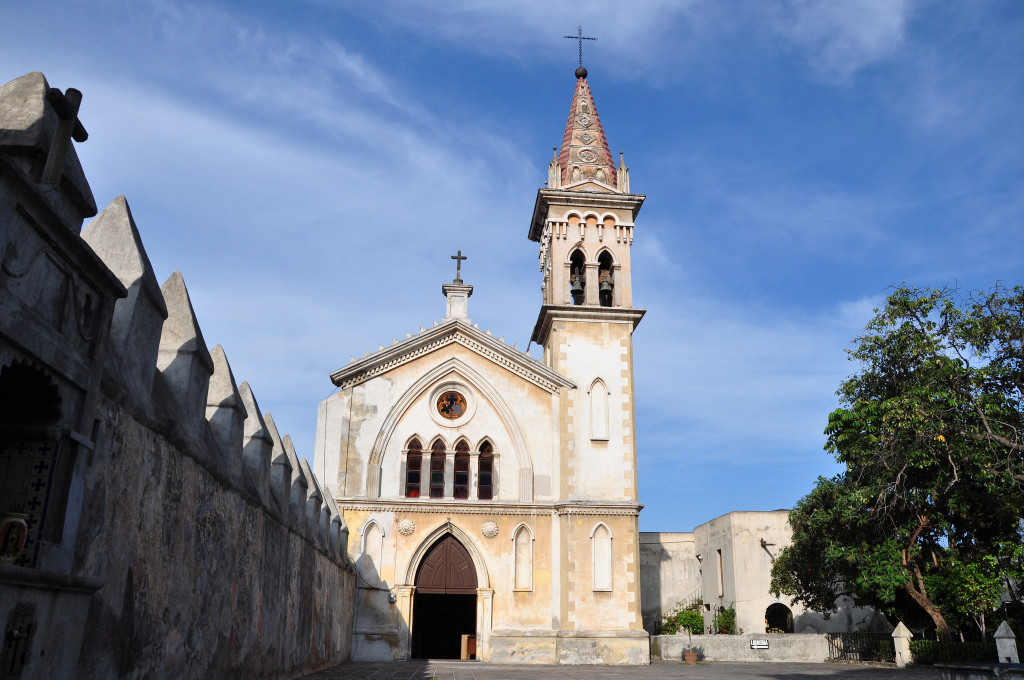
xmin=652 ymin=633 xmax=830 ymax=663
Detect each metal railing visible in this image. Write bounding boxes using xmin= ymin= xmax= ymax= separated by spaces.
xmin=826 ymin=632 xmax=895 ymax=662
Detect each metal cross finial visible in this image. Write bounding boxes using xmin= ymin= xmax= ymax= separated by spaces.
xmin=451 ymin=250 xmax=467 ymax=283
xmin=563 ymin=25 xmax=597 ymax=68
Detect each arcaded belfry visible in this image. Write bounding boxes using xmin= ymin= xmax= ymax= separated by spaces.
xmin=314 ymin=65 xmax=649 ymax=664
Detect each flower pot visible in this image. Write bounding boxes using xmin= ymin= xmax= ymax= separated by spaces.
xmin=683 ymin=651 xmax=699 ymax=665
xmin=0 ymin=512 xmax=29 ymax=564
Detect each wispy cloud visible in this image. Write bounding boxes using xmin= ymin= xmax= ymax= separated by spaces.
xmin=768 ymin=0 xmax=912 ymax=81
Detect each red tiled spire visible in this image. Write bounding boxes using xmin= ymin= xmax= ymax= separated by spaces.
xmin=557 ymin=74 xmax=617 ymax=189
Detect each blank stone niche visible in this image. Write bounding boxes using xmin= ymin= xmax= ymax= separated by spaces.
xmin=592 ymin=523 xmax=613 ymax=591
xmin=359 ymin=520 xmax=383 ymax=587
xmin=513 ymin=524 xmax=533 ymax=591
xmin=589 ymin=378 xmax=609 ymax=441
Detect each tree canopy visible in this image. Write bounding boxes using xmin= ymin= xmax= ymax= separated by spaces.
xmin=771 ymin=284 xmax=1024 ymax=635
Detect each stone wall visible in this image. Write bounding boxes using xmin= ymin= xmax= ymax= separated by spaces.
xmin=651 ymin=633 xmax=831 ymax=663
xmin=639 ymin=532 xmax=700 ymax=633
xmin=0 ymin=72 xmax=356 ymax=680
xmin=70 ymin=399 xmax=355 ymax=679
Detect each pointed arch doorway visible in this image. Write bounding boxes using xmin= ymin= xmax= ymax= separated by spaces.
xmin=411 ymin=534 xmax=478 ymax=659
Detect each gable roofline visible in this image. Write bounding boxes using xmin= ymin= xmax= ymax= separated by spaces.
xmin=329 ymin=318 xmax=575 ymax=393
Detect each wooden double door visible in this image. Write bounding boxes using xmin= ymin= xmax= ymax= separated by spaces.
xmin=411 ymin=535 xmax=478 ymax=659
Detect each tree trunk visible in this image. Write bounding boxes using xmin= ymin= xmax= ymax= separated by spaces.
xmin=903 ymin=580 xmax=950 ymax=634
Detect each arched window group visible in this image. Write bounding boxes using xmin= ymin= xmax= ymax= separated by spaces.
xmin=567 ymin=247 xmax=616 ymax=307
xmin=403 ymin=437 xmax=496 ymax=500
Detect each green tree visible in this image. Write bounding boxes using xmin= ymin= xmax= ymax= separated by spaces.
xmin=926 ymin=553 xmax=1004 ymax=637
xmin=771 ymin=285 xmax=1024 ymax=635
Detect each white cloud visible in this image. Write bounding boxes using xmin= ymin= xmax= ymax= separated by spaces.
xmin=768 ymin=0 xmax=912 ymax=81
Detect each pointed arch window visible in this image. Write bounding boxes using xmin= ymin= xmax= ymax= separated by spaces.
xmin=569 ymin=249 xmax=587 ymax=305
xmin=478 ymin=441 xmax=494 ymax=500
xmin=598 ymin=251 xmax=614 ymax=307
xmin=453 ymin=440 xmax=470 ymax=499
xmin=592 ymin=523 xmax=613 ymax=591
xmin=405 ymin=438 xmax=422 ymax=498
xmin=513 ymin=524 xmax=534 ymax=591
xmin=429 ymin=439 xmax=446 ymax=498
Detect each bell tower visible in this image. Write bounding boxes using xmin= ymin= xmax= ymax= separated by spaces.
xmin=529 ymin=67 xmax=648 ymax=652
xmin=529 ymin=68 xmax=646 ymax=503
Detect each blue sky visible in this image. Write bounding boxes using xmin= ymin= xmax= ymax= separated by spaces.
xmin=3 ymin=1 xmax=1022 ymax=531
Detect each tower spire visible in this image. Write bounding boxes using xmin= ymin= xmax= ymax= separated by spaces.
xmin=556 ymin=74 xmax=617 ymax=189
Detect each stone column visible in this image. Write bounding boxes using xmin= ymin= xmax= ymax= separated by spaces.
xmin=492 ymin=453 xmax=500 ymax=498
xmin=995 ymin=620 xmax=1019 ymax=664
xmin=420 ymin=460 xmax=430 ymax=498
xmin=399 ymin=452 xmax=407 ymax=497
xmin=445 ymin=452 xmax=455 ymax=498
xmin=584 ymin=263 xmax=599 ymax=305
xmin=396 ymin=585 xmax=416 ymax=660
xmin=892 ymin=621 xmax=913 ymax=668
xmin=469 ymin=451 xmax=480 ymax=499
xmin=476 ymin=588 xmax=494 ymax=661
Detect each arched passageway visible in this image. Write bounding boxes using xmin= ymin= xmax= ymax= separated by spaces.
xmin=412 ymin=535 xmax=478 ymax=659
xmin=765 ymin=602 xmax=794 ymax=633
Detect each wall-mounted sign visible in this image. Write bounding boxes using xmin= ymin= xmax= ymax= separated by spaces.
xmin=750 ymin=638 xmax=769 ymax=650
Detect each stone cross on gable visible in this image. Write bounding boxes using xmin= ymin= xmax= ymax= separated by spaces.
xmin=451 ymin=250 xmax=467 ymax=284
xmin=42 ymin=87 xmax=88 ymax=187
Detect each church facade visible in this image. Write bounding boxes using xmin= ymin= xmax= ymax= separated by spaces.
xmin=313 ymin=68 xmax=650 ymax=664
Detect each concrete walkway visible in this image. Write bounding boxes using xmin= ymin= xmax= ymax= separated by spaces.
xmin=300 ymin=660 xmax=945 ymax=679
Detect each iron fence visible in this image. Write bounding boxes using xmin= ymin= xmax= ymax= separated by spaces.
xmin=826 ymin=632 xmax=895 ymax=662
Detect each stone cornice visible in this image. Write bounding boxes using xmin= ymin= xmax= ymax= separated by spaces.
xmin=529 ymin=188 xmax=646 ymax=242
xmin=531 ymin=304 xmax=646 ymax=345
xmin=329 ymin=319 xmax=574 ymax=393
xmin=334 ymin=498 xmax=643 ymax=517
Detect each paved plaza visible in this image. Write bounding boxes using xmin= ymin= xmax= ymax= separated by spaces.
xmin=301 ymin=661 xmax=945 ymax=680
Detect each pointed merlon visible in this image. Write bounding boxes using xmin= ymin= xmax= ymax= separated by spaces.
xmin=283 ymin=434 xmax=309 ymax=535
xmin=205 ymin=345 xmax=245 ymax=473
xmin=206 ymin=345 xmax=241 ymax=408
xmin=82 ymin=196 xmax=166 ymax=316
xmin=264 ymin=412 xmax=290 ymax=469
xmin=282 ymin=435 xmax=306 ymax=488
xmin=157 ymin=271 xmax=214 ymax=430
xmin=264 ymin=412 xmax=292 ymax=518
xmin=82 ymin=195 xmax=167 ymax=399
xmin=239 ymin=381 xmax=272 ymax=502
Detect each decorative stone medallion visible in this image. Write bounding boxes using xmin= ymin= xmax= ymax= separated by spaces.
xmin=577 ymin=148 xmax=598 ymax=163
xmin=481 ymin=521 xmax=499 ymax=539
xmin=577 ymin=132 xmax=596 ymax=145
xmin=575 ymin=113 xmax=594 ymax=129
xmin=397 ymin=519 xmax=416 ymax=536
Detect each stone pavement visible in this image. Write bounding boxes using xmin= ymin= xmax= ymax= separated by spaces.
xmin=300 ymin=660 xmax=945 ymax=680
